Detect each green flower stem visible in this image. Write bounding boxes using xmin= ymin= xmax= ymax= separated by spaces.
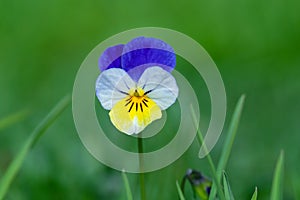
xmin=138 ymin=136 xmax=146 ymax=200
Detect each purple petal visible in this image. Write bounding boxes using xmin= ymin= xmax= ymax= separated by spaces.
xmin=123 ymin=37 xmax=174 ymax=53
xmin=98 ymin=37 xmax=176 ymax=82
xmin=126 ymin=62 xmax=174 ymax=82
xmin=121 ymin=37 xmax=176 ymax=80
xmin=98 ymin=44 xmax=124 ymax=71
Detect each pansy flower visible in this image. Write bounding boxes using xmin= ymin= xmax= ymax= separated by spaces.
xmin=95 ymin=37 xmax=179 ymax=135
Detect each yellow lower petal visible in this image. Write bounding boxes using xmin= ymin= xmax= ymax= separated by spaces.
xmin=109 ymin=96 xmax=162 ymax=135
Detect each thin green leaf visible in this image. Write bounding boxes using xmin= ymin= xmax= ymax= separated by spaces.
xmin=190 ymin=105 xmax=225 ymax=200
xmin=222 ymin=172 xmax=234 ymax=200
xmin=291 ymin=172 xmax=300 ymax=200
xmin=251 ymin=187 xmax=258 ymax=200
xmin=0 ymin=95 xmax=71 ymax=200
xmin=122 ymin=171 xmax=133 ymax=200
xmin=209 ymin=95 xmax=245 ymax=200
xmin=0 ymin=109 xmax=30 ymax=131
xmin=176 ymin=180 xmax=186 ymax=200
xmin=270 ymin=150 xmax=284 ymax=200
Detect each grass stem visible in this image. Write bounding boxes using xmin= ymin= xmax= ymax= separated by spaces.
xmin=190 ymin=105 xmax=226 ymax=200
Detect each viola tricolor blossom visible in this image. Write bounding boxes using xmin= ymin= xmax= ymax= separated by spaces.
xmin=95 ymin=37 xmax=178 ymax=135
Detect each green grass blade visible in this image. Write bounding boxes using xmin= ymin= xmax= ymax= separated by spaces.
xmin=0 ymin=109 xmax=30 ymax=131
xmin=222 ymin=172 xmax=234 ymax=200
xmin=176 ymin=180 xmax=186 ymax=200
xmin=0 ymin=95 xmax=71 ymax=200
xmin=190 ymin=105 xmax=225 ymax=200
xmin=251 ymin=187 xmax=258 ymax=200
xmin=270 ymin=150 xmax=284 ymax=200
xmin=209 ymin=95 xmax=245 ymax=200
xmin=218 ymin=94 xmax=246 ymax=173
xmin=122 ymin=171 xmax=133 ymax=200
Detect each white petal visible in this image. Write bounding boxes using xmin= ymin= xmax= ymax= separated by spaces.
xmin=138 ymin=66 xmax=178 ymax=110
xmin=95 ymin=68 xmax=135 ymax=110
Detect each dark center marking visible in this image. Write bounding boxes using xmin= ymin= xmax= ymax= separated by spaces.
xmin=128 ymin=102 xmax=134 ymax=112
xmin=126 ymin=89 xmax=149 ymax=113
xmin=140 ymin=103 xmax=143 ymax=112
xmin=142 ymin=100 xmax=148 ymax=107
xmin=125 ymin=100 xmax=132 ymax=106
xmin=144 ymin=89 xmax=152 ymax=95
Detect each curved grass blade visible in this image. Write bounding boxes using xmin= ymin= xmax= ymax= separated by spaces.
xmin=222 ymin=171 xmax=234 ymax=200
xmin=176 ymin=180 xmax=186 ymax=200
xmin=190 ymin=105 xmax=225 ymax=200
xmin=270 ymin=150 xmax=284 ymax=200
xmin=0 ymin=95 xmax=71 ymax=200
xmin=209 ymin=95 xmax=245 ymax=200
xmin=122 ymin=171 xmax=133 ymax=200
xmin=0 ymin=109 xmax=30 ymax=131
xmin=251 ymin=187 xmax=258 ymax=200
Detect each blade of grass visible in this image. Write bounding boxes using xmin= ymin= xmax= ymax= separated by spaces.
xmin=0 ymin=95 xmax=71 ymax=200
xmin=176 ymin=180 xmax=186 ymax=200
xmin=222 ymin=171 xmax=234 ymax=200
xmin=251 ymin=187 xmax=258 ymax=200
xmin=190 ymin=105 xmax=225 ymax=200
xmin=291 ymin=171 xmax=300 ymax=200
xmin=122 ymin=171 xmax=133 ymax=200
xmin=270 ymin=150 xmax=284 ymax=200
xmin=209 ymin=95 xmax=245 ymax=200
xmin=137 ymin=136 xmax=146 ymax=200
xmin=0 ymin=109 xmax=30 ymax=131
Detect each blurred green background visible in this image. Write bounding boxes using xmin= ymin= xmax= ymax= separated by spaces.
xmin=0 ymin=0 xmax=299 ymax=199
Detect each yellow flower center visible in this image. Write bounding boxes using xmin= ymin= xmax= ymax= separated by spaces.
xmin=125 ymin=87 xmax=150 ymax=113
xmin=109 ymin=87 xmax=162 ymax=134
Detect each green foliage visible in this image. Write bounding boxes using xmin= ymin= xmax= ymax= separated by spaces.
xmin=183 ymin=95 xmax=244 ymax=200
xmin=270 ymin=151 xmax=284 ymax=200
xmin=0 ymin=109 xmax=29 ymax=131
xmin=251 ymin=187 xmax=258 ymax=200
xmin=191 ymin=106 xmax=225 ymax=200
xmin=122 ymin=171 xmax=133 ymax=200
xmin=0 ymin=0 xmax=298 ymax=198
xmin=178 ymin=96 xmax=286 ymax=200
xmin=0 ymin=96 xmax=70 ymax=200
xmin=209 ymin=95 xmax=245 ymax=200
xmin=222 ymin=172 xmax=234 ymax=200
xmin=176 ymin=181 xmax=186 ymax=200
